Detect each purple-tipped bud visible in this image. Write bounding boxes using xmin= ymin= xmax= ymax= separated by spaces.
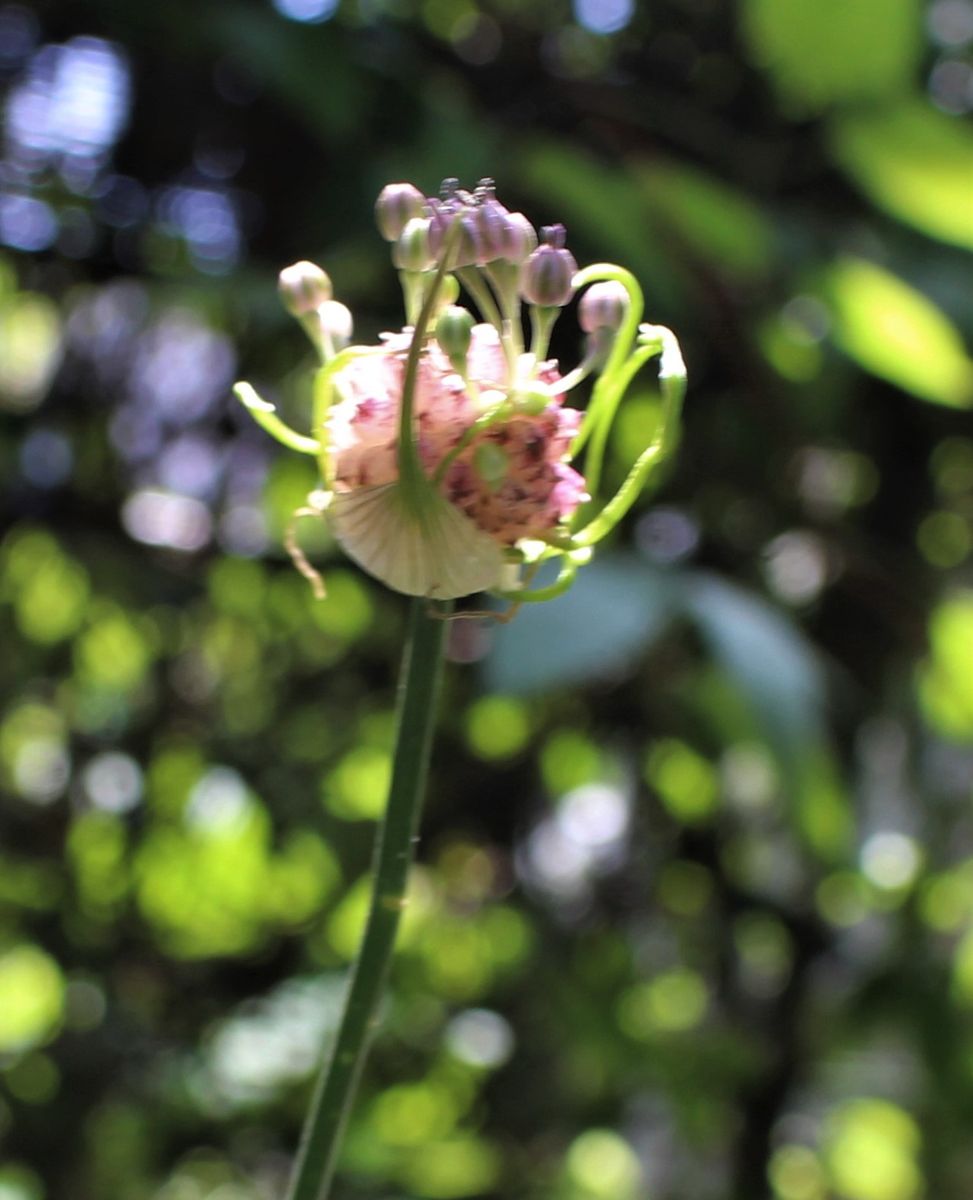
xmin=375 ymin=182 xmax=426 ymax=242
xmin=520 ymin=234 xmax=578 ymax=308
xmin=426 ymin=198 xmax=454 ymax=258
xmin=435 ymin=304 xmax=475 ymax=366
xmin=393 ymin=217 xmax=434 ymax=272
xmin=427 ymin=199 xmax=480 ymax=267
xmin=469 ymin=178 xmax=509 ymax=265
xmin=584 ymin=327 xmax=615 ymax=367
xmin=454 ymin=212 xmax=481 ymax=268
xmin=474 ymin=197 xmax=511 ymax=264
xmin=540 ymin=224 xmax=568 ymax=249
xmin=278 ymin=260 xmax=333 ymax=315
xmin=579 ymin=281 xmax=629 ymax=333
xmin=501 ymin=212 xmax=537 ymax=264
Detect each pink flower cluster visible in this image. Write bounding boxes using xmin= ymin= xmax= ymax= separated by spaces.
xmin=327 ymin=324 xmax=588 ymax=545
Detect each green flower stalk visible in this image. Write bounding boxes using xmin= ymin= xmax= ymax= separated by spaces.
xmin=232 ymin=177 xmax=687 ymax=1199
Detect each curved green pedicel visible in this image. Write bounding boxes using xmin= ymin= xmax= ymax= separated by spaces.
xmin=572 ymin=324 xmax=686 ymax=549
xmin=570 ymin=263 xmax=645 ymax=464
xmin=232 ymin=382 xmax=321 ymax=455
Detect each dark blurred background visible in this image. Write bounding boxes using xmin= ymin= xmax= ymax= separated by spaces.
xmin=2 ymin=1 xmax=973 ymax=1198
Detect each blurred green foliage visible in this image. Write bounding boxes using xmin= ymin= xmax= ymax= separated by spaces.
xmin=1 ymin=1 xmax=972 ymax=1199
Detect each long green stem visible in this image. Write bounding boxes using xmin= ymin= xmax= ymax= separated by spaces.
xmin=286 ymin=598 xmax=451 ymax=1200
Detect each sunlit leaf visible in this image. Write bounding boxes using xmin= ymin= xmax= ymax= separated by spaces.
xmin=515 ymin=143 xmax=684 ymax=307
xmin=739 ymin=0 xmax=922 ymax=114
xmin=823 ymin=258 xmax=973 ymax=408
xmin=829 ymin=98 xmax=973 ymax=251
xmin=636 ymin=159 xmax=774 ymax=280
xmin=916 ymin=592 xmax=973 ymax=740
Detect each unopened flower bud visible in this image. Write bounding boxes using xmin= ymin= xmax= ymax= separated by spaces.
xmin=540 ymin=224 xmax=567 ymax=249
xmin=426 ymin=198 xmax=454 ymax=258
xmin=436 ymin=275 xmax=461 ymax=310
xmin=393 ymin=217 xmax=434 ymax=272
xmin=320 ymin=300 xmax=353 ymax=347
xmin=502 ymin=212 xmax=537 ymax=264
xmin=579 ymin=281 xmax=629 ymax=333
xmin=454 ymin=212 xmax=481 ymax=268
xmin=515 ymin=384 xmax=552 ymax=415
xmin=473 ymin=441 xmax=509 ymax=491
xmin=427 ymin=198 xmax=479 ymax=266
xmin=471 ymin=179 xmax=510 ymax=264
xmin=584 ymin=327 xmax=615 ymax=368
xmin=435 ymin=305 xmax=475 ymax=367
xmin=375 ymin=182 xmax=426 ymax=242
xmin=278 ymin=261 xmax=333 ymax=315
xmin=520 ymin=226 xmax=578 ymax=307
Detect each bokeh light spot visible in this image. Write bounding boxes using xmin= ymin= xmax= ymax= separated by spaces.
xmin=82 ymin=752 xmax=143 ymax=813
xmin=445 ymin=1008 xmax=514 ymax=1069
xmin=646 ymin=738 xmax=719 ymax=823
xmin=566 ymin=1128 xmax=642 ymax=1197
xmin=465 ymin=694 xmax=530 ymax=760
xmin=823 ymin=1099 xmax=922 ymax=1200
xmin=0 ymin=945 xmax=64 ymax=1051
xmin=860 ymin=832 xmax=921 ymax=892
xmin=272 ymin=0 xmax=338 ymax=22
xmin=574 ymin=0 xmax=635 ymax=36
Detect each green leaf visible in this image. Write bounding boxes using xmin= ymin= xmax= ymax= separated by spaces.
xmin=682 ymin=573 xmax=825 ymax=769
xmin=917 ymin=592 xmax=973 ymax=740
xmin=682 ymin=573 xmax=852 ymax=859
xmin=635 ymin=159 xmax=774 ymax=280
xmin=822 ymin=257 xmax=973 ymax=408
xmin=485 ymin=556 xmax=676 ymax=692
xmin=828 ymin=98 xmax=973 ymax=252
xmin=514 ymin=143 xmax=684 ymax=308
xmin=739 ymin=0 xmax=922 ymax=115
xmin=209 ymin=7 xmax=367 ymax=143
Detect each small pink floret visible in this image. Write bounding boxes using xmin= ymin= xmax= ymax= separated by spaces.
xmin=327 ymin=325 xmax=588 ymax=543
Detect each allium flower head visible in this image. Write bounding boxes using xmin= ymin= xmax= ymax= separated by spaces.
xmin=327 ymin=324 xmax=587 ymax=539
xmin=234 ymin=177 xmax=686 ymax=611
